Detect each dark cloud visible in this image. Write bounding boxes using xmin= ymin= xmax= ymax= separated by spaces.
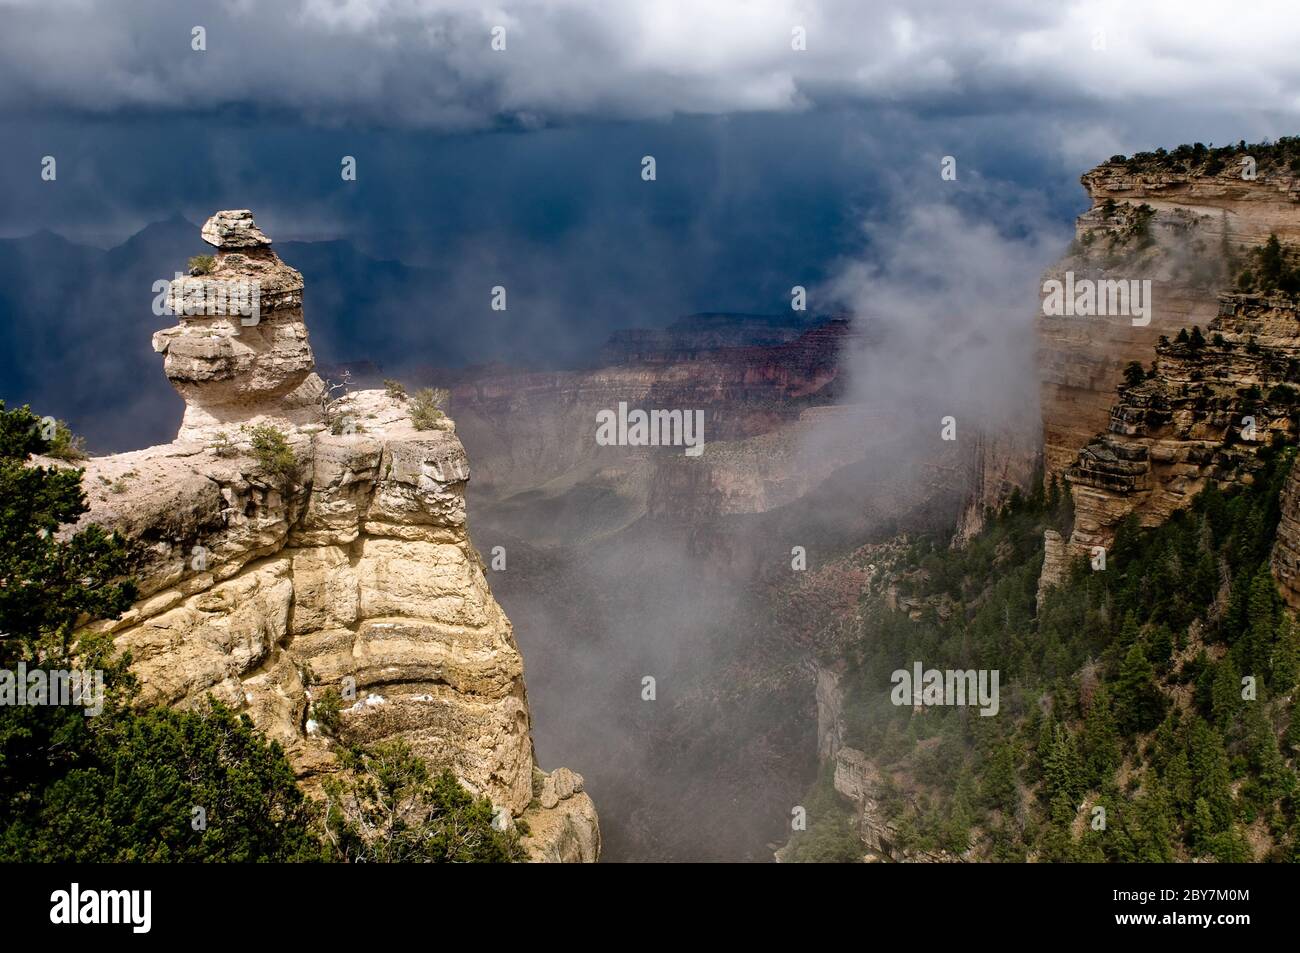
xmin=3 ymin=1 xmax=1299 ymax=130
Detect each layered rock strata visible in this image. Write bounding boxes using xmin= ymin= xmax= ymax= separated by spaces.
xmin=1036 ymin=160 xmax=1300 ymax=563
xmin=76 ymin=211 xmax=598 ymax=862
xmin=1272 ymin=462 xmax=1300 ymax=610
xmin=1040 ymin=161 xmax=1300 ymax=484
xmin=1064 ymin=293 xmax=1299 ymax=557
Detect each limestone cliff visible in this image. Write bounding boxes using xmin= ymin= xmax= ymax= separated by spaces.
xmin=1065 ymin=293 xmax=1299 ymax=557
xmin=1037 ymin=158 xmax=1300 ymax=561
xmin=1273 ymin=461 xmax=1300 ymax=610
xmin=1040 ymin=159 xmax=1300 ymax=485
xmin=75 ymin=211 xmax=599 ymax=862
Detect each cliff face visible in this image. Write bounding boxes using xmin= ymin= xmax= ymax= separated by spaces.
xmin=451 ymin=318 xmax=854 ymax=504
xmin=76 ymin=211 xmax=598 ymax=862
xmin=1065 ymin=293 xmax=1299 ymax=556
xmin=1273 ymin=462 xmax=1300 ymax=609
xmin=780 ymin=661 xmax=954 ymax=864
xmin=1038 ymin=162 xmax=1300 ymax=559
xmin=1040 ymin=163 xmax=1300 ymax=485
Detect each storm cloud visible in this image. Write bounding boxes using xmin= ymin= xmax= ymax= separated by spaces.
xmin=2 ymin=1 xmax=1299 ymax=130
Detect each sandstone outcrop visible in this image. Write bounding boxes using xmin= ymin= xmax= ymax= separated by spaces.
xmin=153 ymin=212 xmax=321 ymax=441
xmin=1063 ymin=293 xmax=1298 ymax=557
xmin=1036 ymin=528 xmax=1068 ymax=607
xmin=76 ymin=211 xmax=598 ymax=862
xmin=1037 ymin=160 xmax=1300 ymax=558
xmin=1040 ymin=161 xmax=1300 ymax=485
xmin=1272 ymin=457 xmax=1300 ymax=610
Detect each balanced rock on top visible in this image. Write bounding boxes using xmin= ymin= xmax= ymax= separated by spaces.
xmin=201 ymin=209 xmax=272 ymax=250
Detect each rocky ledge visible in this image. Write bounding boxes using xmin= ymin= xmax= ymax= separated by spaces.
xmin=1063 ymin=293 xmax=1299 ymax=559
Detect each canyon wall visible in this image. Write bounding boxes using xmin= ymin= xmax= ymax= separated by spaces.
xmin=74 ymin=212 xmax=598 ymax=862
xmin=1038 ymin=160 xmax=1300 ymax=564
xmin=1066 ymin=293 xmax=1299 ymax=557
xmin=1040 ymin=161 xmax=1300 ymax=485
xmin=1273 ymin=462 xmax=1300 ymax=610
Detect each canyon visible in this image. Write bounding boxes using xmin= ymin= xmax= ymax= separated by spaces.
xmin=424 ymin=309 xmax=1006 ymax=859
xmin=807 ymin=149 xmax=1300 ymax=860
xmin=42 ymin=149 xmax=1300 ymax=863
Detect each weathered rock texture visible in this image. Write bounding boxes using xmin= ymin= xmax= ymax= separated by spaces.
xmin=154 ymin=210 xmax=321 ymax=441
xmin=1037 ymin=162 xmax=1300 ymax=560
xmin=1272 ymin=456 xmax=1300 ymax=610
xmin=1040 ymin=163 xmax=1300 ymax=485
xmin=953 ymin=427 xmax=1042 ymax=545
xmin=1037 ymin=529 xmax=1068 ymax=607
xmin=1065 ymin=293 xmax=1300 ymax=557
xmin=77 ymin=211 xmax=598 ymax=862
xmin=778 ymin=663 xmax=955 ymax=863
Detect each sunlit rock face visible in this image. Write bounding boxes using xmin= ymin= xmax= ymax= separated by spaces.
xmin=152 ymin=209 xmax=320 ymax=441
xmin=1039 ymin=161 xmax=1300 ymax=488
xmin=76 ymin=211 xmax=599 ymax=862
xmin=1036 ymin=162 xmax=1300 ymax=558
xmin=1063 ymin=294 xmax=1300 ymax=557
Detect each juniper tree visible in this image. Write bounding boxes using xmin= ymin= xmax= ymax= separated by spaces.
xmin=0 ymin=402 xmax=322 ymax=862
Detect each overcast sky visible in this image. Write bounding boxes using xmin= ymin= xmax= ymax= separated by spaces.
xmin=3 ymin=1 xmax=1299 ymax=129
xmin=2 ymin=0 xmax=1299 ymax=447
xmin=4 ymin=0 xmax=1298 ymax=242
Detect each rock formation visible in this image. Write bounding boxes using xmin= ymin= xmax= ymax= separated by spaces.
xmin=76 ymin=211 xmax=599 ymax=862
xmin=780 ymin=662 xmax=955 ymax=863
xmin=1038 ymin=159 xmax=1300 ymax=560
xmin=1272 ymin=462 xmax=1300 ymax=610
xmin=1064 ymin=293 xmax=1298 ymax=556
xmin=1039 ymin=162 xmax=1300 ymax=483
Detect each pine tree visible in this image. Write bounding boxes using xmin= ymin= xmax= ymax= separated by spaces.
xmin=1044 ymin=723 xmax=1085 ymax=805
xmin=1134 ymin=787 xmax=1176 ymax=862
xmin=1207 ymin=825 xmax=1254 ymax=862
xmin=1081 ymin=684 xmax=1120 ymax=788
xmin=1209 ymin=656 xmax=1242 ymax=732
xmin=1114 ymin=640 xmax=1166 ymax=734
xmin=1243 ymin=702 xmax=1292 ymax=808
xmin=1270 ymin=614 xmax=1299 ymax=692
xmin=1200 ymin=478 xmax=1229 ymax=547
xmin=1188 ymin=718 xmax=1234 ymax=839
xmin=981 ymin=738 xmax=1018 ymax=813
xmin=1237 ymin=567 xmax=1279 ymax=680
xmin=1285 ymin=700 xmax=1300 ymax=761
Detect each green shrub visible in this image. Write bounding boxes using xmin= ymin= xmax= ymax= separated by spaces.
xmin=210 ymin=431 xmax=238 ymax=458
xmin=310 ymin=688 xmax=343 ymax=737
xmin=410 ymin=388 xmax=446 ymax=431
xmin=42 ymin=419 xmax=88 ymax=462
xmin=321 ymin=740 xmax=526 ymax=862
xmin=384 ymin=379 xmax=407 ymax=400
xmin=242 ymin=423 xmax=296 ymax=478
xmin=1 ymin=699 xmax=325 ymax=862
xmin=188 ymin=254 xmax=216 ymax=275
